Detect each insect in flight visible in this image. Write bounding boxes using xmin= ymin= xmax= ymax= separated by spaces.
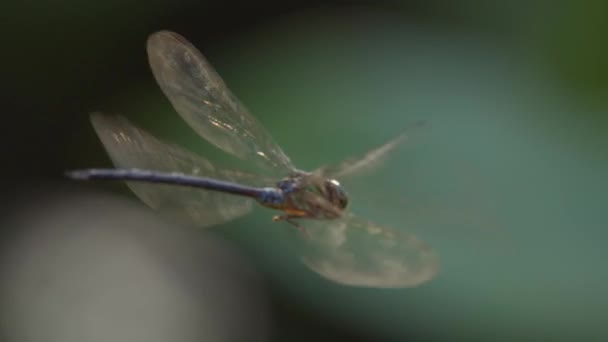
xmin=67 ymin=31 xmax=439 ymax=288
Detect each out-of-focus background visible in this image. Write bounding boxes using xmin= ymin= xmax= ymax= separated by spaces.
xmin=1 ymin=0 xmax=607 ymax=341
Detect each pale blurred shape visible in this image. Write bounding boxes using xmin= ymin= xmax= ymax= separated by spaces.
xmin=0 ymin=185 xmax=271 ymax=342
xmin=299 ymin=214 xmax=439 ymax=288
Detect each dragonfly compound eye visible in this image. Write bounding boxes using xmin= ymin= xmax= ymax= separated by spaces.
xmin=325 ymin=179 xmax=348 ymax=209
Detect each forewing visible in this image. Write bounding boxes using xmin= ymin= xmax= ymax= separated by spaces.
xmin=90 ymin=113 xmax=260 ymax=227
xmin=316 ymin=120 xmax=427 ymax=180
xmin=147 ymin=31 xmax=294 ymax=175
xmin=297 ymin=213 xmax=439 ymax=288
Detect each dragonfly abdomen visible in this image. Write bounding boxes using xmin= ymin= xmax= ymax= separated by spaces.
xmin=67 ymin=168 xmax=266 ymax=199
xmin=257 ymin=187 xmax=286 ymax=208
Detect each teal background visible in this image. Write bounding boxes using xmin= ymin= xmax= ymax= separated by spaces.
xmin=2 ymin=1 xmax=607 ymax=341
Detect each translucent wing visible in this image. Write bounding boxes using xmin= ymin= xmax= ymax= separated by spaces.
xmin=89 ymin=113 xmax=268 ymax=227
xmin=316 ymin=120 xmax=427 ymax=180
xmin=296 ymin=213 xmax=439 ymax=288
xmin=147 ymin=31 xmax=294 ymax=175
xmin=318 ymin=132 xmax=406 ymax=179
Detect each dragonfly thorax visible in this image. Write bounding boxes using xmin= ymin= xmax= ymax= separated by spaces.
xmin=259 ymin=174 xmax=348 ymax=220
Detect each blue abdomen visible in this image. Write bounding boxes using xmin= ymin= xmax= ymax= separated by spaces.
xmin=258 ymin=187 xmax=285 ymax=207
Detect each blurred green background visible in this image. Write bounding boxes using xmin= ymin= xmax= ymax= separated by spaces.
xmin=2 ymin=0 xmax=608 ymax=341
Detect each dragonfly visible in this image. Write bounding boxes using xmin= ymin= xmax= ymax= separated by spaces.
xmin=67 ymin=31 xmax=439 ymax=288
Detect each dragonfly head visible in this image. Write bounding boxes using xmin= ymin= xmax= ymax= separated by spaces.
xmin=324 ymin=179 xmax=348 ymax=210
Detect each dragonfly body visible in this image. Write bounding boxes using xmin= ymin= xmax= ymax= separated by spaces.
xmin=67 ymin=30 xmax=439 ymax=288
xmin=71 ymin=168 xmax=348 ymax=224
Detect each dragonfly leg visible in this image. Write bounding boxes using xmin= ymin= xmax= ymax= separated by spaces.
xmin=272 ymin=215 xmax=310 ymax=239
